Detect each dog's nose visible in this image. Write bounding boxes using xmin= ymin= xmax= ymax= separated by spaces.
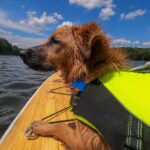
xmin=26 ymin=48 xmax=35 ymax=57
xmin=19 ymin=50 xmax=27 ymax=59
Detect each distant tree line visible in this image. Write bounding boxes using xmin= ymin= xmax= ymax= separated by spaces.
xmin=0 ymin=38 xmax=150 ymax=60
xmin=113 ymin=47 xmax=150 ymax=61
xmin=123 ymin=47 xmax=150 ymax=61
xmin=0 ymin=38 xmax=22 ymax=55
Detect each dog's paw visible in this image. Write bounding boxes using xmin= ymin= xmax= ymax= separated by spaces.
xmin=31 ymin=120 xmax=56 ymax=137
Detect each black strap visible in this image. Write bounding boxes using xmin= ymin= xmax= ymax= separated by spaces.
xmin=124 ymin=114 xmax=144 ymax=150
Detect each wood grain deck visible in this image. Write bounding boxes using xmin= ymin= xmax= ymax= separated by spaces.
xmin=0 ymin=72 xmax=73 ymax=150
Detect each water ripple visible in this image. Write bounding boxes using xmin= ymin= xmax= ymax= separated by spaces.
xmin=0 ymin=55 xmax=52 ymax=138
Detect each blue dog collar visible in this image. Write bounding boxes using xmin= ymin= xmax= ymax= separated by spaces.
xmin=71 ymin=80 xmax=87 ymax=91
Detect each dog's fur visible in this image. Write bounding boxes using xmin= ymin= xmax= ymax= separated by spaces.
xmin=21 ymin=22 xmax=129 ymax=150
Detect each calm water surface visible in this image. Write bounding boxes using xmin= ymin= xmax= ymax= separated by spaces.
xmin=0 ymin=55 xmax=52 ymax=138
xmin=0 ymin=55 xmax=147 ymax=138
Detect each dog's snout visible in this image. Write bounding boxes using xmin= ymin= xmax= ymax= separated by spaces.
xmin=20 ymin=43 xmax=57 ymax=71
xmin=26 ymin=49 xmax=35 ymax=57
xmin=20 ymin=49 xmax=35 ymax=61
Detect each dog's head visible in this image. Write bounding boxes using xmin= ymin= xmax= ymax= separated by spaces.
xmin=20 ymin=22 xmax=127 ymax=83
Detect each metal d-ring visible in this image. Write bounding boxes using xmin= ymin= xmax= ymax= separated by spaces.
xmin=24 ymin=126 xmax=39 ymax=140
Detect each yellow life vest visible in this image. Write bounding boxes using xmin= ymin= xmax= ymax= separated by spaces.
xmin=100 ymin=71 xmax=150 ymax=127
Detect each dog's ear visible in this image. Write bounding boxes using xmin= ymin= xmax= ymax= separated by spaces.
xmin=73 ymin=22 xmax=109 ymax=59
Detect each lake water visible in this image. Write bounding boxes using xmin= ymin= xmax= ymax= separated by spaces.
xmin=0 ymin=55 xmax=147 ymax=138
xmin=0 ymin=55 xmax=52 ymax=138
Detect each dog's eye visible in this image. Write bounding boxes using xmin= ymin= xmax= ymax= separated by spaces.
xmin=49 ymin=38 xmax=60 ymax=45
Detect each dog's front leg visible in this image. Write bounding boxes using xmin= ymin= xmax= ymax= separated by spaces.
xmin=31 ymin=120 xmax=87 ymax=150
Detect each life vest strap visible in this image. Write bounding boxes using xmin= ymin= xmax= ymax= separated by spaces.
xmin=124 ymin=114 xmax=144 ymax=150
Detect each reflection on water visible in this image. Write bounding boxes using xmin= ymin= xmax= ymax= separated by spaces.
xmin=0 ymin=55 xmax=52 ymax=138
xmin=0 ymin=56 xmax=147 ymax=138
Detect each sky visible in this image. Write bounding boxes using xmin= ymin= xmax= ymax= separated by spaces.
xmin=0 ymin=0 xmax=150 ymax=48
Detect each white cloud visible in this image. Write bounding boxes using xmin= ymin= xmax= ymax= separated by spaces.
xmin=112 ymin=38 xmax=141 ymax=46
xmin=57 ymin=21 xmax=74 ymax=28
xmin=112 ymin=38 xmax=150 ymax=47
xmin=68 ymin=0 xmax=115 ymax=20
xmin=132 ymin=40 xmax=140 ymax=45
xmin=20 ymin=11 xmax=63 ymax=31
xmin=53 ymin=12 xmax=63 ymax=20
xmin=120 ymin=13 xmax=125 ymax=19
xmin=69 ymin=0 xmax=113 ymax=9
xmin=120 ymin=9 xmax=146 ymax=20
xmin=0 ymin=29 xmax=12 ymax=37
xmin=0 ymin=29 xmax=46 ymax=48
xmin=0 ymin=10 xmax=63 ymax=36
xmin=112 ymin=38 xmax=131 ymax=46
xmin=143 ymin=41 xmax=150 ymax=47
xmin=99 ymin=5 xmax=115 ymax=20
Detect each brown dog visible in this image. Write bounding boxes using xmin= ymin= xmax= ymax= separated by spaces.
xmin=20 ymin=22 xmax=129 ymax=150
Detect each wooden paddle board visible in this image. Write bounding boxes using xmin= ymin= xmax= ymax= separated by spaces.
xmin=0 ymin=72 xmax=73 ymax=150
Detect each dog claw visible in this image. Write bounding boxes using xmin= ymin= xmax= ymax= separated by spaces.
xmin=24 ymin=125 xmax=39 ymax=140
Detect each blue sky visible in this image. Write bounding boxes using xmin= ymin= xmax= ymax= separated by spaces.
xmin=0 ymin=0 xmax=150 ymax=48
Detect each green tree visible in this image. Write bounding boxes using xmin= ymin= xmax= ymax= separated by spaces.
xmin=113 ymin=47 xmax=150 ymax=61
xmin=0 ymin=38 xmax=22 ymax=55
